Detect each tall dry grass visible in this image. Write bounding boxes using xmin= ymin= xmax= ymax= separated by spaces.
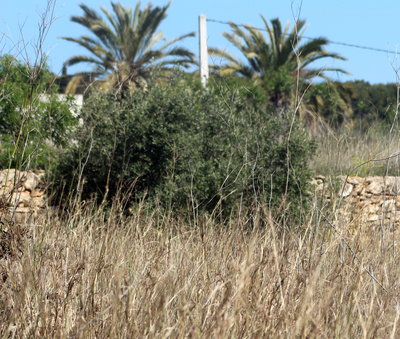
xmin=312 ymin=123 xmax=400 ymax=177
xmin=1 ymin=199 xmax=400 ymax=338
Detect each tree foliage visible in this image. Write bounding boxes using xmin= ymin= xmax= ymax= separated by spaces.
xmin=210 ymin=16 xmax=348 ymax=109
xmin=302 ymin=80 xmax=398 ymax=129
xmin=0 ymin=55 xmax=77 ymax=169
xmin=61 ymin=1 xmax=195 ymax=94
xmin=345 ymin=81 xmax=398 ymax=123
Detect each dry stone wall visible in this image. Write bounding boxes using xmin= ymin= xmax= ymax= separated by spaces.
xmin=1 ymin=168 xmax=399 ymax=227
xmin=0 ymin=169 xmax=47 ymax=223
xmin=312 ymin=175 xmax=400 ymax=227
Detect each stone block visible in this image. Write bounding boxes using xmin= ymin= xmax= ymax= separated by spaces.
xmin=368 ymin=214 xmax=383 ymax=222
xmin=31 ymin=197 xmax=46 ymax=208
xmin=383 ymin=177 xmax=400 ymax=195
xmin=340 ymin=183 xmax=353 ymax=198
xmin=31 ymin=189 xmax=45 ymax=198
xmin=370 ymin=196 xmax=383 ymax=204
xmin=380 ymin=199 xmax=396 ymax=212
xmin=346 ymin=177 xmax=365 ymax=185
xmin=23 ymin=172 xmax=40 ymax=192
xmin=366 ymin=181 xmax=383 ymax=195
xmin=11 ymin=191 xmax=31 ymax=206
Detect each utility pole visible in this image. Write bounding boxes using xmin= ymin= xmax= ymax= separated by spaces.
xmin=199 ymin=14 xmax=209 ymax=89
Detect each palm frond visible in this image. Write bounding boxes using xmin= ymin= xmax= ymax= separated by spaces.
xmin=157 ymin=32 xmax=196 ymax=52
xmin=303 ymin=67 xmax=350 ymax=80
xmin=62 ymin=55 xmax=106 ymax=73
xmin=165 ymin=46 xmax=195 ymax=59
xmin=300 ymin=51 xmax=347 ymax=70
xmin=209 ymin=47 xmax=242 ymax=67
xmin=61 ymin=1 xmax=193 ymax=93
xmin=212 ymin=15 xmax=347 ymax=83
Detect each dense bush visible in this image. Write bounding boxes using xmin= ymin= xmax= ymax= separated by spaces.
xmin=52 ymin=82 xmax=315 ymax=222
xmin=0 ymin=55 xmax=77 ymax=169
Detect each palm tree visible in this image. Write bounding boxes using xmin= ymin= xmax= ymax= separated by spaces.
xmin=61 ymin=2 xmax=195 ymax=94
xmin=210 ymin=16 xmax=348 ymax=109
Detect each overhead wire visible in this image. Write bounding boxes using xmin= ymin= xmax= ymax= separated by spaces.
xmin=207 ymin=18 xmax=399 ymax=55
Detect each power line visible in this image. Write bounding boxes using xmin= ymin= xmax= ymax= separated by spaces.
xmin=207 ymin=18 xmax=399 ymax=55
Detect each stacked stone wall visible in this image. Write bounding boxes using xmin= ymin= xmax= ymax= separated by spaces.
xmin=313 ymin=175 xmax=400 ymax=227
xmin=1 ymin=169 xmax=400 ymax=227
xmin=0 ymin=169 xmax=47 ymax=223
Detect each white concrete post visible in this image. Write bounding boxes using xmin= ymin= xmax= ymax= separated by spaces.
xmin=199 ymin=14 xmax=209 ymax=89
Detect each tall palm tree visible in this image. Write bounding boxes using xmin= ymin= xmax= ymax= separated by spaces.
xmin=210 ymin=16 xmax=348 ymax=108
xmin=61 ymin=2 xmax=195 ymax=94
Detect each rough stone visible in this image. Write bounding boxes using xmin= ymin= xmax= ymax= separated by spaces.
xmin=370 ymin=196 xmax=382 ymax=204
xmin=381 ymin=199 xmax=396 ymax=213
xmin=366 ymin=181 xmax=383 ymax=195
xmin=366 ymin=204 xmax=381 ymax=215
xmin=368 ymin=214 xmax=383 ymax=222
xmin=346 ymin=177 xmax=364 ymax=185
xmin=354 ymin=184 xmax=366 ymax=195
xmin=340 ymin=183 xmax=353 ymax=198
xmin=23 ymin=172 xmax=40 ymax=192
xmin=14 ymin=207 xmax=32 ymax=213
xmin=11 ymin=191 xmax=31 ymax=206
xmin=31 ymin=197 xmax=46 ymax=208
xmin=383 ymin=177 xmax=400 ymax=195
xmin=0 ymin=185 xmax=10 ymax=195
xmin=31 ymin=189 xmax=44 ymax=198
xmin=0 ymin=170 xmax=19 ymax=184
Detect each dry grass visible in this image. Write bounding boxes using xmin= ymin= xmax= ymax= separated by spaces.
xmin=312 ymin=124 xmax=400 ymax=177
xmin=1 ymin=199 xmax=400 ymax=338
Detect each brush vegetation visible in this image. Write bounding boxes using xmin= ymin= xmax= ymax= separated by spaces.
xmin=51 ymin=80 xmax=315 ymax=222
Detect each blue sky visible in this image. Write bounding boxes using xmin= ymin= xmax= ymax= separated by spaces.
xmin=1 ymin=0 xmax=400 ymax=84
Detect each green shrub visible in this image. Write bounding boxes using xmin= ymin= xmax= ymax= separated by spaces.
xmin=52 ymin=81 xmax=315 ymax=222
xmin=0 ymin=55 xmax=77 ymax=169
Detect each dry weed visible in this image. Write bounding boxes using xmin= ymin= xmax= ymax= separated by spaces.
xmin=0 ymin=201 xmax=399 ymax=338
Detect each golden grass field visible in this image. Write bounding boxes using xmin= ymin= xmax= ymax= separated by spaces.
xmin=1 ymin=194 xmax=400 ymax=338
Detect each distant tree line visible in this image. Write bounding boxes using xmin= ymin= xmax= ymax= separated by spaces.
xmin=304 ymin=80 xmax=398 ymax=129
